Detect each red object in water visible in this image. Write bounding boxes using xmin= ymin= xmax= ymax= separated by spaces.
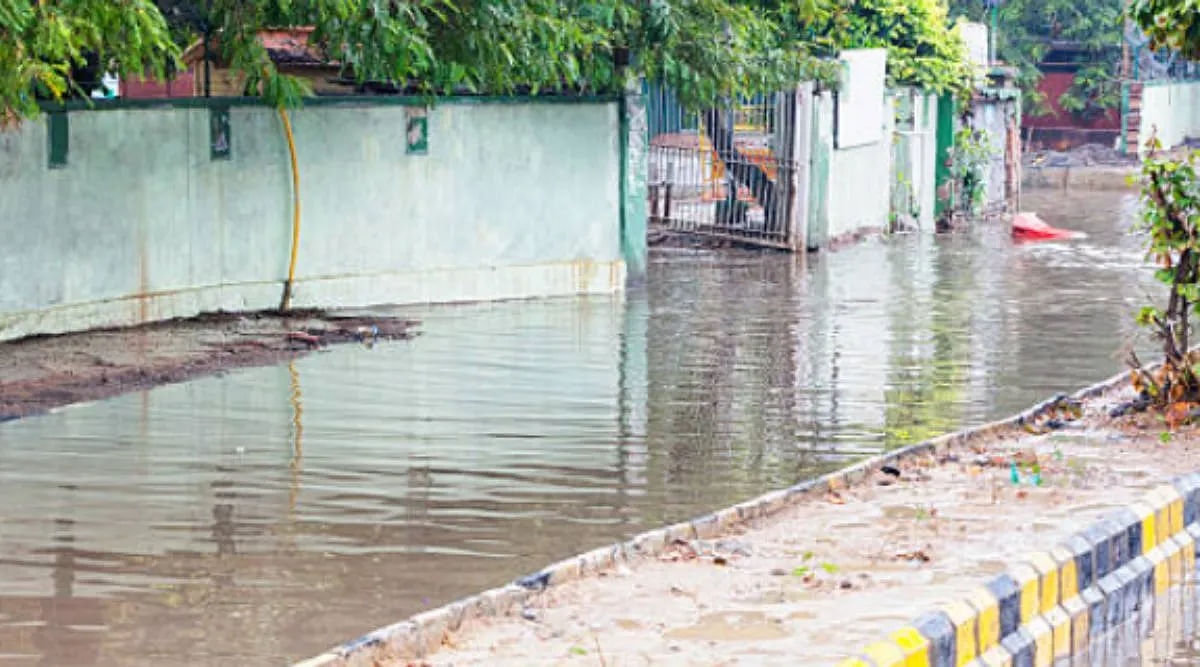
xmin=1011 ymin=212 xmax=1081 ymax=242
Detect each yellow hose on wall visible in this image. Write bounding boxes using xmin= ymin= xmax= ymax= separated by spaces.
xmin=278 ymin=107 xmax=301 ymax=311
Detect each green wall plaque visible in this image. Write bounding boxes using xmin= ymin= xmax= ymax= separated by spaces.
xmin=47 ymin=112 xmax=68 ymax=169
xmin=406 ymin=107 xmax=428 ymax=155
xmin=210 ymin=107 xmax=231 ymax=160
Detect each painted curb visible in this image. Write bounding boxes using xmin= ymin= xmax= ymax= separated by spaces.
xmin=836 ymin=477 xmax=1200 ymax=667
xmin=297 ymin=368 xmax=1134 ymax=666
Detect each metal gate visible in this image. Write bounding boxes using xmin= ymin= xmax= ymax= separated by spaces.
xmin=647 ymin=83 xmax=811 ymax=250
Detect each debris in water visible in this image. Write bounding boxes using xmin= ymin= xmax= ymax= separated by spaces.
xmin=287 ymin=331 xmax=322 ymax=347
xmin=893 ymin=549 xmax=932 ymax=564
xmin=1109 ymin=394 xmax=1152 ymax=418
xmin=515 ymin=571 xmax=551 ymax=591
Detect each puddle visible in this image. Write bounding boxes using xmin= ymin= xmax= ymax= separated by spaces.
xmin=664 ymin=611 xmax=791 ymax=641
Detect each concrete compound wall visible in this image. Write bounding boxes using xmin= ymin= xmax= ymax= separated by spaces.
xmin=1137 ymin=81 xmax=1200 ymax=157
xmin=891 ymin=89 xmax=939 ymax=230
xmin=808 ymin=49 xmax=899 ymax=247
xmin=0 ymin=98 xmax=626 ymax=342
xmin=970 ymin=92 xmax=1021 ymax=212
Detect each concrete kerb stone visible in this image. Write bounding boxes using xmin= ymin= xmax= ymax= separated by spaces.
xmin=985 ymin=574 xmax=1021 ymax=638
xmin=691 ymin=513 xmax=721 ymax=540
xmin=978 ymin=644 xmax=1015 ymax=667
xmin=293 ymin=654 xmax=340 ymax=667
xmin=410 ymin=607 xmax=453 ymax=656
xmin=1079 ymin=584 xmax=1106 ymax=641
xmin=965 ymin=587 xmax=1001 ymax=654
xmin=891 ymin=626 xmax=931 ymax=664
xmin=847 ymin=469 xmax=1200 ymax=667
xmin=300 ymin=370 xmax=1138 ymax=666
xmin=545 ymin=556 xmax=583 ymax=586
xmin=914 ymin=610 xmax=957 ymax=666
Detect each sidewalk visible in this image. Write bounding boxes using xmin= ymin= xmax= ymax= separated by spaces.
xmin=303 ymin=378 xmax=1200 ymax=665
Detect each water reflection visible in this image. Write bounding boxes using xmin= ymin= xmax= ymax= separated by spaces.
xmin=0 ymin=189 xmax=1160 ymax=664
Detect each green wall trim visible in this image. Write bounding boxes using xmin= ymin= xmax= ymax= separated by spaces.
xmin=934 ymin=94 xmax=955 ymax=217
xmin=40 ymin=93 xmax=621 ymax=114
xmin=46 ymin=111 xmax=68 ymax=169
xmin=1139 ymin=78 xmax=1200 ymax=88
xmin=1121 ymin=81 xmax=1130 ymax=156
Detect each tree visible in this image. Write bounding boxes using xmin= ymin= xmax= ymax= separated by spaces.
xmin=948 ymin=0 xmax=1123 ymax=117
xmin=808 ymin=0 xmax=972 ymax=97
xmin=1123 ymin=1 xmax=1200 ymax=420
xmin=1128 ymin=0 xmax=1200 ymax=59
xmin=3 ymin=0 xmax=971 ymax=134
xmin=0 ymin=0 xmax=178 ymax=122
xmin=1127 ymin=141 xmax=1200 ymax=414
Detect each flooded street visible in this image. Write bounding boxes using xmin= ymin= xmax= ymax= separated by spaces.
xmin=0 ymin=189 xmax=1160 ymax=664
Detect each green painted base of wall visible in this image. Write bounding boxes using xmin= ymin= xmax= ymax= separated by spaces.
xmin=934 ymin=94 xmax=956 ymax=217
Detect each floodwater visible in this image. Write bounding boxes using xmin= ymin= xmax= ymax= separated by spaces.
xmin=0 ymin=189 xmax=1159 ymax=664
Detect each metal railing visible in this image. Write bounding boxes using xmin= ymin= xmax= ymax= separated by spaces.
xmin=646 ymin=84 xmax=808 ymax=250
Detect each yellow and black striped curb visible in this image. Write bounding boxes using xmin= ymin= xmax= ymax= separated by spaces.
xmin=836 ymin=476 xmax=1200 ymax=667
xmin=296 ymin=370 xmax=1131 ymax=666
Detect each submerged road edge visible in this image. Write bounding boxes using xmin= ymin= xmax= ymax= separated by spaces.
xmin=294 ymin=367 xmax=1135 ymax=667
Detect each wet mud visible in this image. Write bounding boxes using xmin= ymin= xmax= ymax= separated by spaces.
xmin=0 ymin=310 xmax=416 ymax=420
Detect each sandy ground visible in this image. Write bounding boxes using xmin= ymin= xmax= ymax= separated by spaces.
xmin=422 ymin=391 xmax=1200 ymax=666
xmin=0 ymin=310 xmax=416 ymax=420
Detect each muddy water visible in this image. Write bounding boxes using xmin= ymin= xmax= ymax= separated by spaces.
xmin=0 ymin=189 xmax=1156 ymax=664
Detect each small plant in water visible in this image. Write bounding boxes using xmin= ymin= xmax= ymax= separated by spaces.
xmin=792 ymin=552 xmax=839 ymax=578
xmin=947 ymin=126 xmax=993 ymax=216
xmin=1127 ymin=137 xmax=1200 ymax=412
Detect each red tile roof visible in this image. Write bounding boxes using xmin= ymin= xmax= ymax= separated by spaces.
xmin=182 ymin=27 xmax=335 ymax=68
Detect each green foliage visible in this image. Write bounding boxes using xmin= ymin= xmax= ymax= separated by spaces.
xmin=0 ymin=0 xmax=178 ymax=122
xmin=637 ymin=0 xmax=839 ymax=108
xmin=804 ymin=0 xmax=973 ymax=98
xmin=948 ymin=0 xmax=1123 ymax=117
xmin=1056 ymin=63 xmax=1120 ymax=121
xmin=3 ymin=0 xmax=974 ymax=119
xmin=1128 ymin=139 xmax=1200 ymax=406
xmin=947 ymin=125 xmax=992 ymax=214
xmin=1129 ymin=0 xmax=1200 ymax=59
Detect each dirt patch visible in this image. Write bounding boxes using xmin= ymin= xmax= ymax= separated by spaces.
xmin=1024 ymin=143 xmax=1137 ymax=169
xmin=647 ymin=225 xmax=883 ymax=253
xmin=416 ymin=388 xmax=1200 ymax=666
xmin=0 ymin=310 xmax=417 ymax=420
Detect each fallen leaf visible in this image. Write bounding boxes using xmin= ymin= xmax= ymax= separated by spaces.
xmin=894 ymin=550 xmax=931 ymax=563
xmin=1165 ymin=402 xmax=1200 ymax=430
